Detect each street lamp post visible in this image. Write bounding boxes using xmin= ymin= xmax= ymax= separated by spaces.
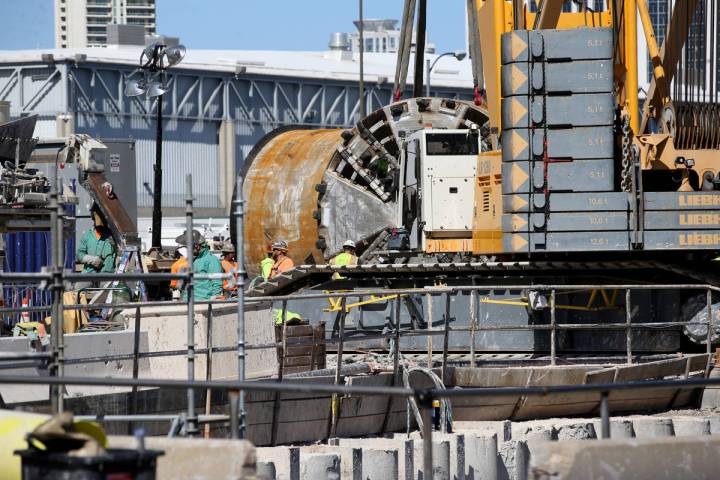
xmin=425 ymin=50 xmax=467 ymax=97
xmin=125 ymin=42 xmax=186 ymax=250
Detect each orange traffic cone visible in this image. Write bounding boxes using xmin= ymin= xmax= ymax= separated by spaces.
xmin=21 ymin=298 xmax=30 ymax=322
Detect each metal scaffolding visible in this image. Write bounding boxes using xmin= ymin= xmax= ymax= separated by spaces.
xmin=0 ymin=171 xmax=718 ymax=472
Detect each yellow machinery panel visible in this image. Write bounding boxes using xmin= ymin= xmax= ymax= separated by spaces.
xmin=472 ymin=151 xmax=504 ymax=254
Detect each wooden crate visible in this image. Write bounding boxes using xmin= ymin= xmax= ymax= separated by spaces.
xmin=275 ymin=322 xmax=325 ymax=374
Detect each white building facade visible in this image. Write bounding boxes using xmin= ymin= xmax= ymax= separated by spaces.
xmin=55 ymin=0 xmax=156 ymax=48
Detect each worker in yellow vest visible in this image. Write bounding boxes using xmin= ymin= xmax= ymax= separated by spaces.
xmin=260 ymin=244 xmax=274 ymax=280
xmin=220 ymin=242 xmax=239 ymax=296
xmin=330 ymin=240 xmax=359 ymax=279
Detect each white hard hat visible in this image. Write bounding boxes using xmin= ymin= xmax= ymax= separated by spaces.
xmin=343 ymin=240 xmax=356 ymax=249
xmin=271 ymin=240 xmax=289 ymax=252
xmin=177 ymin=246 xmax=188 ymax=258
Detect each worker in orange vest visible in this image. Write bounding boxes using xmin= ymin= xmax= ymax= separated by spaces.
xmin=170 ymin=246 xmax=189 ymax=298
xmin=269 ymin=240 xmax=294 ymax=279
xmin=221 ymin=242 xmax=239 ymax=295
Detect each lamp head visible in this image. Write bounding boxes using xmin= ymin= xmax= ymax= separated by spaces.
xmin=145 ymin=80 xmax=168 ymax=98
xmin=164 ymin=45 xmax=186 ymax=67
xmin=453 ymin=50 xmax=467 ymax=61
xmin=124 ymin=78 xmax=146 ymax=97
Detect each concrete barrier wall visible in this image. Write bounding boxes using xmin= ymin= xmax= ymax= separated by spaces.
xmin=0 ymin=301 xmax=276 ymax=404
xmin=530 ymin=435 xmax=720 ymax=479
xmin=109 ymin=435 xmax=256 ymax=480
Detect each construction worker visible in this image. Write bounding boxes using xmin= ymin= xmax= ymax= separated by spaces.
xmin=269 ymin=240 xmax=294 ymax=279
xmin=221 ymin=242 xmax=239 ymax=296
xmin=330 ymin=240 xmax=359 ymax=279
xmin=175 ymin=230 xmax=223 ymax=300
xmin=260 ymin=245 xmax=274 ymax=280
xmin=76 ymin=205 xmax=117 ymax=274
xmin=170 ymin=246 xmax=188 ymax=298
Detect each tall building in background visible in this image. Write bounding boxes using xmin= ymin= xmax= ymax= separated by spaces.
xmin=643 ymin=0 xmax=714 ymax=98
xmin=54 ymin=0 xmax=156 ymax=48
xmin=342 ymin=19 xmax=436 ymax=54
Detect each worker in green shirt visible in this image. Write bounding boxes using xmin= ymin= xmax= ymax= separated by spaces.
xmin=76 ymin=205 xmax=117 ymax=274
xmin=175 ymin=230 xmax=223 ymax=300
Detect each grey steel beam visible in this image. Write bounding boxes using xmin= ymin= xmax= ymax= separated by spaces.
xmin=501 ymin=93 xmax=615 ymax=129
xmin=644 ymin=230 xmax=720 ymax=250
xmin=501 ymin=127 xmax=614 ymax=161
xmin=644 ymin=211 xmax=720 ymax=230
xmin=501 ymin=159 xmax=614 ymax=194
xmin=645 ymin=192 xmax=720 ymax=211
xmin=501 ymin=27 xmax=613 ymax=64
xmin=502 ymin=211 xmax=629 ymax=233
xmin=502 ymin=192 xmax=631 ymax=213
xmin=503 ymin=231 xmax=630 ymax=253
xmin=501 ymin=60 xmax=613 ymax=97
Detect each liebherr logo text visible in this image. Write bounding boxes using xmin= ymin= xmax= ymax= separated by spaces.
xmin=678 ymin=194 xmax=720 ymax=207
xmin=679 ymin=233 xmax=720 ymax=246
xmin=679 ymin=214 xmax=720 ymax=225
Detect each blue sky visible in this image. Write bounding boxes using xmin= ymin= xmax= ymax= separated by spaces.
xmin=0 ymin=1 xmax=467 ymax=53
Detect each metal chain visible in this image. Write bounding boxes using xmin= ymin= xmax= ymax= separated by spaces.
xmin=620 ymin=115 xmax=632 ymax=193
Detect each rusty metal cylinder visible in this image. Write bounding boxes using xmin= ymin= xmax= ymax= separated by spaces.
xmin=242 ymin=128 xmax=341 ymax=277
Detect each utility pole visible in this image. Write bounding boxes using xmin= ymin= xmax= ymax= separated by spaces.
xmin=152 ymin=95 xmax=163 ymax=250
xmin=413 ymin=0 xmax=427 ymax=98
xmin=125 ymin=43 xmax=186 ymax=250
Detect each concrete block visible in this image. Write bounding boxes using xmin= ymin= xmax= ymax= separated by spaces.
xmin=633 ymin=417 xmax=675 ymax=438
xmin=413 ymin=439 xmax=450 ymax=480
xmin=337 ymin=438 xmax=413 ymax=480
xmin=300 ymin=445 xmax=359 ymax=479
xmin=512 ymin=424 xmax=555 ymax=461
xmin=108 ymin=435 xmax=255 ymax=480
xmin=590 ymin=418 xmax=635 ymax=438
xmin=256 ymin=446 xmax=299 ymax=480
xmin=673 ymin=417 xmax=711 ymax=437
xmin=465 ymin=433 xmax=498 ymax=480
xmin=700 ymin=366 xmax=720 ymax=409
xmin=257 ymin=461 xmax=277 ymax=480
xmin=300 ymin=453 xmax=340 ymax=480
xmin=707 ymin=416 xmax=720 ymax=434
xmin=530 ymin=436 xmax=720 ymax=479
xmin=555 ymin=422 xmax=596 ymax=441
xmin=498 ymin=440 xmax=529 ymax=480
xmin=455 ymin=420 xmax=512 ymax=442
xmin=404 ymin=432 xmax=464 ymax=480
xmin=514 ymin=425 xmax=555 ymax=442
xmin=362 ymin=449 xmax=399 ymax=480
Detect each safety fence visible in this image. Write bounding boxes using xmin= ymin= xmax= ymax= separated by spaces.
xmin=1 ymin=279 xmax=717 ymax=437
xmin=1 ymin=372 xmax=720 ymax=475
xmin=0 ymin=174 xmax=718 ymax=446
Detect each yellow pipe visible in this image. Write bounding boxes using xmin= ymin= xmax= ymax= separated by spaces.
xmin=637 ymin=0 xmax=670 ymax=106
xmin=479 ymin=298 xmax=617 ymax=312
xmin=586 ymin=289 xmax=598 ymax=308
xmin=624 ymin=0 xmax=639 ymax=133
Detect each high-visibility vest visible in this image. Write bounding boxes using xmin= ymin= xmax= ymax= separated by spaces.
xmin=331 ymin=252 xmax=358 ymax=279
xmin=170 ymin=257 xmax=188 ymax=289
xmin=221 ymin=259 xmax=239 ymax=291
xmin=273 ymin=309 xmax=303 ymax=325
xmin=260 ymin=257 xmax=273 ymax=280
xmin=270 ymin=256 xmax=294 ymax=279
